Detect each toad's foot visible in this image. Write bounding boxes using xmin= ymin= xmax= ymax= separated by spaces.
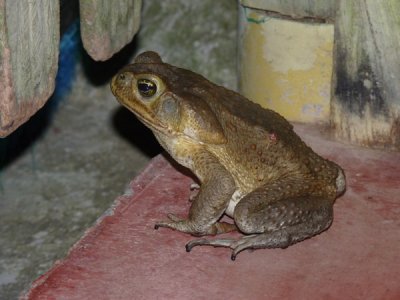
xmin=154 ymin=214 xmax=237 ymax=236
xmin=186 ymin=231 xmax=293 ymax=261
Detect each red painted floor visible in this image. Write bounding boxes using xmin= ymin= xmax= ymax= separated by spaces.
xmin=22 ymin=124 xmax=400 ymax=300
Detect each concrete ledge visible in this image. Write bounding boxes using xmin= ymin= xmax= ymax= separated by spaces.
xmin=22 ymin=124 xmax=400 ymax=299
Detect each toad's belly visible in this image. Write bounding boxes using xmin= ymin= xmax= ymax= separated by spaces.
xmin=225 ymin=190 xmax=245 ymax=217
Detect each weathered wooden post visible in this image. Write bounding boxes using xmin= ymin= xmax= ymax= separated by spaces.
xmin=331 ymin=0 xmax=400 ymax=150
xmin=80 ymin=0 xmax=142 ymax=61
xmin=0 ymin=0 xmax=59 ymax=137
xmin=0 ymin=0 xmax=142 ymax=137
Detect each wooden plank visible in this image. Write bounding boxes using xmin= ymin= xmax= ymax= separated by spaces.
xmin=331 ymin=0 xmax=400 ymax=150
xmin=80 ymin=0 xmax=142 ymax=61
xmin=240 ymin=0 xmax=336 ymax=21
xmin=0 ymin=0 xmax=59 ymax=137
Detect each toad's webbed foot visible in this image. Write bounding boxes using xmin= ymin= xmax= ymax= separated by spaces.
xmin=186 ymin=231 xmax=291 ymax=261
xmin=154 ymin=213 xmax=196 ymax=233
xmin=155 ymin=214 xmax=237 ymax=236
xmin=186 ymin=218 xmax=331 ymax=260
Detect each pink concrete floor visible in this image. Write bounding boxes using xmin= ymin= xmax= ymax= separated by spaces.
xmin=22 ymin=124 xmax=400 ymax=300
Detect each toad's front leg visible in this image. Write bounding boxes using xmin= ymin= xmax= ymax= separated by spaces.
xmin=155 ymin=151 xmax=237 ymax=236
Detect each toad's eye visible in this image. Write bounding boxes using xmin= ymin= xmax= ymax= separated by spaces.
xmin=137 ymin=79 xmax=157 ymax=97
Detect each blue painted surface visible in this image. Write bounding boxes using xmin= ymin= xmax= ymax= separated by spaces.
xmin=53 ymin=20 xmax=81 ymax=105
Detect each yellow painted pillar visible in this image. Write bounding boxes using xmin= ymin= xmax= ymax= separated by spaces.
xmin=238 ymin=5 xmax=334 ymax=123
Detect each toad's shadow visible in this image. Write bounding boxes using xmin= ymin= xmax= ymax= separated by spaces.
xmin=112 ymin=106 xmax=162 ymax=158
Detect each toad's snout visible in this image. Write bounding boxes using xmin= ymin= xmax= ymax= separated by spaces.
xmin=111 ymin=71 xmax=134 ymax=97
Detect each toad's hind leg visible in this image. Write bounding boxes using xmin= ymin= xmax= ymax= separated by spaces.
xmin=187 ymin=214 xmax=331 ymax=260
xmin=186 ymin=181 xmax=335 ymax=260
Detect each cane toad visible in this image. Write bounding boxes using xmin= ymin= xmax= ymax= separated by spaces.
xmin=110 ymin=51 xmax=346 ymax=260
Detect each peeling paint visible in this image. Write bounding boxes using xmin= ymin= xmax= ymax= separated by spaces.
xmin=239 ymin=8 xmax=334 ymax=123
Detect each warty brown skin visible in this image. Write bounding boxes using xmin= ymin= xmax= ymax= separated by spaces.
xmin=110 ymin=51 xmax=346 ymax=260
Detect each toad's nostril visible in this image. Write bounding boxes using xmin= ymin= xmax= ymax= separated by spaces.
xmin=118 ymin=73 xmax=126 ymax=81
xmin=114 ymin=72 xmax=134 ymax=88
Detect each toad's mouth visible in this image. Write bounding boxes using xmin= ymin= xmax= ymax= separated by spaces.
xmin=121 ymin=100 xmax=183 ymax=138
xmin=123 ymin=102 xmax=166 ymax=133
